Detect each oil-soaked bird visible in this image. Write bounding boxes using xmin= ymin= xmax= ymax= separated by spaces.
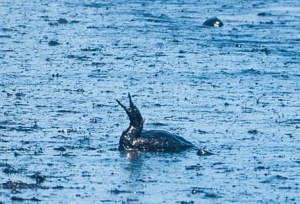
xmin=116 ymin=94 xmax=212 ymax=156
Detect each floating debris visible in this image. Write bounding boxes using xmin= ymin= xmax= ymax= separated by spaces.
xmin=48 ymin=40 xmax=60 ymax=46
xmin=11 ymin=196 xmax=41 ymax=202
xmin=57 ymin=128 xmax=77 ymax=134
xmin=1 ymin=181 xmax=48 ymax=190
xmin=203 ymin=17 xmax=224 ymax=27
xmin=29 ymin=173 xmax=46 ymax=183
xmin=248 ymin=129 xmax=259 ymax=134
xmin=58 ymin=18 xmax=68 ymax=24
xmin=54 ymin=147 xmax=67 ymax=152
xmin=2 ymin=166 xmax=21 ymax=174
xmin=257 ymin=12 xmax=272 ymax=16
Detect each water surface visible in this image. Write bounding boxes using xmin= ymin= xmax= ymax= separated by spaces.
xmin=0 ymin=0 xmax=299 ymax=203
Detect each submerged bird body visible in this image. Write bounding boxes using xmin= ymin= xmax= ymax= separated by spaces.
xmin=119 ymin=129 xmax=194 ymax=152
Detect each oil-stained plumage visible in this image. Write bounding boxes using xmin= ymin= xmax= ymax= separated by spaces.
xmin=116 ymin=94 xmax=212 ymax=156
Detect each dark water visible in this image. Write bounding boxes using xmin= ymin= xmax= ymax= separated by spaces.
xmin=1 ymin=0 xmax=299 ymax=203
